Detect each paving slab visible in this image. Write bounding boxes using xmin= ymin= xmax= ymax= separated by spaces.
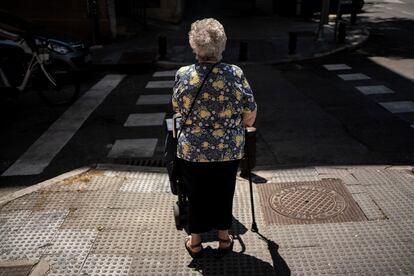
xmin=0 ymin=165 xmax=413 ymax=274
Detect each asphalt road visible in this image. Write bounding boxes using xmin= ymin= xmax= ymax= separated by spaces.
xmin=1 ymin=0 xmax=414 ymax=195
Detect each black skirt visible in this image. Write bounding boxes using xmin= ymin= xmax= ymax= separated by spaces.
xmin=178 ymin=158 xmax=240 ymax=234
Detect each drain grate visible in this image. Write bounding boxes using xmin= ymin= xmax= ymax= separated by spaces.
xmin=258 ymin=179 xmax=367 ymax=225
xmin=115 ymin=158 xmax=166 ymax=167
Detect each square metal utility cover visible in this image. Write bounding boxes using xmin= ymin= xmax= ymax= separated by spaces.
xmin=257 ymin=179 xmax=367 ymax=225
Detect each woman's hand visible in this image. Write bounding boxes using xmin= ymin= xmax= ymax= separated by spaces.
xmin=243 ymin=110 xmax=257 ymax=127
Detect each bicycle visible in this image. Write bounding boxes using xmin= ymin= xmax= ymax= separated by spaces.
xmin=0 ymin=28 xmax=80 ymax=106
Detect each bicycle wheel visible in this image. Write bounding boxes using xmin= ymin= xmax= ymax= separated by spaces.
xmin=36 ymin=63 xmax=80 ymax=106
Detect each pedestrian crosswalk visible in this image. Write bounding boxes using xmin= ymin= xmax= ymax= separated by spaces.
xmin=136 ymin=94 xmax=171 ymax=105
xmin=145 ymin=80 xmax=175 ymax=89
xmin=123 ymin=113 xmax=166 ymax=127
xmin=107 ymin=70 xmax=177 ymax=161
xmin=324 ymin=63 xmax=414 ymax=128
xmin=355 ymin=85 xmax=395 ymax=95
xmin=1 ymin=70 xmax=177 ymax=177
xmin=2 ymin=74 xmax=126 ymax=176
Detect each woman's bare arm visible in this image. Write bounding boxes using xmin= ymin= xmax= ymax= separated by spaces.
xmin=243 ymin=110 xmax=257 ymax=127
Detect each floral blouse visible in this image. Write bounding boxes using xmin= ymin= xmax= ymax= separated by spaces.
xmin=172 ymin=62 xmax=257 ymax=162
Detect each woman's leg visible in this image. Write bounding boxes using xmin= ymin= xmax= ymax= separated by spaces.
xmin=212 ymin=160 xmax=240 ymax=231
xmin=186 ymin=233 xmax=202 ymax=253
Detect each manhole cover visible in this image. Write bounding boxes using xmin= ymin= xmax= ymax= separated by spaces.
xmin=269 ymin=185 xmax=347 ymax=220
xmin=258 ymin=179 xmax=367 ymax=225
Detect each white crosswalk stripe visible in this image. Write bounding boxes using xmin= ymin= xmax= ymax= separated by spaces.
xmin=136 ymin=94 xmax=171 ymax=105
xmin=145 ymin=80 xmax=174 ymax=88
xmin=355 ymin=85 xmax=395 ymax=95
xmin=338 ymin=73 xmax=371 ymax=81
xmin=323 ymin=64 xmax=352 ymax=71
xmin=379 ymin=101 xmax=414 ymax=113
xmin=153 ymin=70 xmax=177 ymax=77
xmin=107 ymin=139 xmax=158 ymax=158
xmin=383 ymin=0 xmax=405 ymax=4
xmin=2 ymin=74 xmax=125 ymax=176
xmin=124 ymin=113 xmax=166 ymax=127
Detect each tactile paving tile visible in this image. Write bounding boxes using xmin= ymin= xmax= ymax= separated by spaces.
xmin=267 ymin=220 xmax=414 ymax=275
xmin=0 ymin=210 xmax=68 ymax=261
xmin=351 ymin=193 xmax=386 ymax=220
xmin=119 ymin=173 xmax=170 ymax=193
xmin=61 ymin=208 xmax=169 ymax=230
xmin=102 ymin=168 xmax=167 ymax=179
xmin=348 ymin=168 xmax=397 ymax=185
xmin=109 ymin=192 xmax=173 ymax=210
xmin=232 ymin=180 xmax=266 ymax=233
xmin=0 ymin=265 xmax=33 ymax=276
xmin=0 ymin=210 xmax=31 ymax=236
xmin=364 ymin=183 xmax=414 ymax=220
xmin=43 ymin=229 xmax=97 ymax=276
xmin=20 ymin=209 xmax=68 ymax=232
xmin=41 ymin=175 xmax=124 ymax=193
xmin=272 ymin=168 xmax=320 ymax=183
xmin=79 ymin=254 xmax=132 ymax=276
xmin=91 ymin=230 xmax=141 ymax=255
xmin=128 ymin=231 xmax=274 ymax=275
xmin=0 ymin=229 xmax=55 ymax=261
xmin=315 ymin=167 xmax=360 ymax=185
xmin=1 ymin=192 xmax=46 ymax=211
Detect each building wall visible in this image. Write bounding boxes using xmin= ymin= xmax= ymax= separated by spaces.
xmin=147 ymin=0 xmax=185 ymax=23
xmin=0 ymin=0 xmax=112 ymax=43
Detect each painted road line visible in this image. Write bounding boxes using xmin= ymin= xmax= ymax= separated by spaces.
xmin=338 ymin=73 xmax=371 ymax=81
xmin=355 ymin=85 xmax=395 ymax=95
xmin=136 ymin=94 xmax=171 ymax=105
xmin=124 ymin=113 xmax=166 ymax=127
xmin=145 ymin=80 xmax=174 ymax=89
xmin=379 ymin=101 xmax=414 ymax=113
xmin=402 ymin=11 xmax=414 ymax=16
xmin=2 ymin=74 xmax=126 ymax=176
xmin=323 ymin=64 xmax=352 ymax=71
xmin=107 ymin=139 xmax=158 ymax=158
xmin=153 ymin=70 xmax=177 ymax=78
xmin=384 ymin=0 xmax=405 ymax=3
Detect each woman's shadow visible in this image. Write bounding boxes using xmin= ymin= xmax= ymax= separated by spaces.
xmin=186 ymin=217 xmax=291 ymax=275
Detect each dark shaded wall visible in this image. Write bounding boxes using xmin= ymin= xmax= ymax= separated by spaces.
xmin=0 ymin=0 xmax=112 ymax=43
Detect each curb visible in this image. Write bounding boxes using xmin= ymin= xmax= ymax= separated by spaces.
xmin=155 ymin=25 xmax=370 ymax=69
xmin=0 ymin=166 xmax=93 ymax=207
xmin=95 ymin=163 xmax=167 ymax=173
xmin=0 ymin=164 xmax=168 ymax=207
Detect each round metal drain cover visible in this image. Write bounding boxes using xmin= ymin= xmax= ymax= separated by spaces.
xmin=269 ymin=185 xmax=347 ymax=220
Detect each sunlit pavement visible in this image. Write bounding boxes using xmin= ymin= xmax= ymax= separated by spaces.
xmin=0 ymin=164 xmax=413 ymax=275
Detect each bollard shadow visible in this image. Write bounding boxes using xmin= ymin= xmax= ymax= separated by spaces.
xmin=187 ymin=218 xmax=291 ymax=275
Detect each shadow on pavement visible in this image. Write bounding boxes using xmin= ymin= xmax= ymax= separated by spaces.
xmin=187 ymin=218 xmax=291 ymax=275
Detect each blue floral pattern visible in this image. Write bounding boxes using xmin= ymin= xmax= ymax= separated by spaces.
xmin=172 ymin=62 xmax=257 ymax=162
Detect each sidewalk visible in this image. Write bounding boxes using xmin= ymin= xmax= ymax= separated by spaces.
xmin=1 ymin=163 xmax=413 ymax=275
xmin=91 ymin=15 xmax=369 ymax=70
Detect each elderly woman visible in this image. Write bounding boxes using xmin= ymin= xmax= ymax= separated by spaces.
xmin=172 ymin=18 xmax=257 ymax=258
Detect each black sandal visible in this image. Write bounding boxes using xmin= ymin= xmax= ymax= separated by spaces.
xmin=184 ymin=236 xmax=204 ymax=258
xmin=217 ymin=235 xmax=234 ymax=255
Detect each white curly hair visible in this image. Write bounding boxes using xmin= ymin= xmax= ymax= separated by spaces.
xmin=188 ymin=18 xmax=227 ymax=62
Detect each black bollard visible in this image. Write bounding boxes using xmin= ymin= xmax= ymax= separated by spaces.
xmin=239 ymin=41 xmax=248 ymax=62
xmin=288 ymin=32 xmax=298 ymax=55
xmin=158 ymin=36 xmax=167 ymax=60
xmin=337 ymin=21 xmax=346 ymax=43
xmin=350 ymin=0 xmax=357 ymax=25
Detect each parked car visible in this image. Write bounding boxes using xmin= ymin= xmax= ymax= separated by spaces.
xmin=0 ymin=10 xmax=91 ymax=71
